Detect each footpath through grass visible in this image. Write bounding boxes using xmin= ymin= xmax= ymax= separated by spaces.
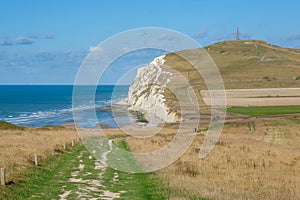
xmin=105 ymin=139 xmax=170 ymax=199
xmin=227 ymin=105 xmax=300 ymax=116
xmin=0 ymin=139 xmax=169 ymax=199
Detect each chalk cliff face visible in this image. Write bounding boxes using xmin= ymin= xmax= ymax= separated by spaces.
xmin=127 ymin=55 xmax=179 ymax=123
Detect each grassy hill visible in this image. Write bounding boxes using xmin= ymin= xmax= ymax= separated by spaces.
xmin=162 ymin=40 xmax=300 ymax=112
xmin=165 ymin=40 xmax=300 ymax=89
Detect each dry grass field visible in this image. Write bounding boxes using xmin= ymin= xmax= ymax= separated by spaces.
xmin=124 ymin=116 xmax=300 ymax=199
xmin=0 ymin=127 xmax=77 ymax=182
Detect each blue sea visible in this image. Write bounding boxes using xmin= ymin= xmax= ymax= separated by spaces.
xmin=0 ymin=85 xmax=129 ymax=128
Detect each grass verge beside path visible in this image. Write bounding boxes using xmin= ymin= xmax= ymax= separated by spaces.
xmin=0 ymin=145 xmax=84 ymax=200
xmin=107 ymin=139 xmax=170 ymax=199
xmin=227 ymin=105 xmax=300 ymax=116
xmin=111 ymin=139 xmax=208 ymax=200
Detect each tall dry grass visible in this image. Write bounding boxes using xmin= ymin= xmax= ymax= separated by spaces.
xmin=125 ymin=117 xmax=300 ymax=199
xmin=0 ymin=127 xmax=77 ymax=182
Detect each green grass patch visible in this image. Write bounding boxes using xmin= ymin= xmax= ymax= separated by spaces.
xmin=36 ymin=125 xmax=65 ymax=130
xmin=0 ymin=145 xmax=84 ymax=200
xmin=227 ymin=105 xmax=300 ymax=116
xmin=129 ymin=110 xmax=149 ymax=123
xmin=104 ymin=139 xmax=170 ymax=199
xmin=0 ymin=120 xmax=25 ymax=130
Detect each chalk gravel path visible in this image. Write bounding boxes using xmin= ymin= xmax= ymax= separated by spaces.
xmin=58 ymin=140 xmax=125 ymax=200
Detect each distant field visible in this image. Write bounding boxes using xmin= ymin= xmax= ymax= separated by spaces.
xmin=200 ymin=88 xmax=300 ymax=107
xmin=227 ymin=105 xmax=300 ymax=116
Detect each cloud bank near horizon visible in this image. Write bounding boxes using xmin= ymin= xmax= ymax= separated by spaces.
xmin=0 ymin=34 xmax=55 ymax=47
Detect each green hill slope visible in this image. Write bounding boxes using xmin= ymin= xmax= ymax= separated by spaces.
xmin=165 ymin=40 xmax=300 ymax=89
xmin=162 ymin=40 xmax=300 ymax=113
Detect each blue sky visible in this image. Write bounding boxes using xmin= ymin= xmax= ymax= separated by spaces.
xmin=1 ymin=0 xmax=300 ymax=84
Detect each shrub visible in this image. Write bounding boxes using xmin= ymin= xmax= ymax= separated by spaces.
xmin=129 ymin=110 xmax=149 ymax=123
xmin=263 ymin=76 xmax=270 ymax=81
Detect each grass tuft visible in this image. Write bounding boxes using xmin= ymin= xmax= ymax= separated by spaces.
xmin=129 ymin=110 xmax=149 ymax=123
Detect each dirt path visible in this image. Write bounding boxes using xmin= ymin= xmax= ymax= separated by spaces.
xmin=259 ymin=42 xmax=300 ymax=63
xmin=57 ymin=139 xmax=126 ymax=200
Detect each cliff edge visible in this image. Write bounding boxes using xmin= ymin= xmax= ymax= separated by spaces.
xmin=127 ymin=55 xmax=180 ymax=123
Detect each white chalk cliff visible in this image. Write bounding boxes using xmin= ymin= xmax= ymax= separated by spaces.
xmin=127 ymin=55 xmax=179 ymax=123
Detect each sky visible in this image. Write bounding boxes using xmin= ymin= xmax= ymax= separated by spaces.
xmin=1 ymin=0 xmax=300 ymax=84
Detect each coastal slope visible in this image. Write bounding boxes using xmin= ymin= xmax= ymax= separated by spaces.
xmin=127 ymin=40 xmax=300 ymax=121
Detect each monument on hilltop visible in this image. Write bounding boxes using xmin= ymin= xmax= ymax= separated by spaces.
xmin=236 ymin=27 xmax=240 ymax=40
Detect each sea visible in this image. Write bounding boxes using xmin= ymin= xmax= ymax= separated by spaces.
xmin=0 ymin=85 xmax=129 ymax=128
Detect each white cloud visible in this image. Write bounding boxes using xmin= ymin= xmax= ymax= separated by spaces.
xmin=89 ymin=46 xmax=103 ymax=53
xmin=0 ymin=38 xmax=13 ymax=46
xmin=193 ymin=30 xmax=208 ymax=39
xmin=159 ymin=33 xmax=180 ymax=41
xmin=15 ymin=36 xmax=35 ymax=45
